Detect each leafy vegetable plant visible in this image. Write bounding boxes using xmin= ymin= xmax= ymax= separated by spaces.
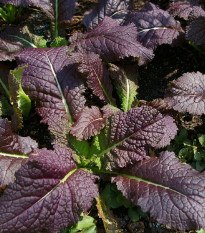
xmin=0 ymin=4 xmax=22 ymax=23
xmin=168 ymin=128 xmax=205 ymax=172
xmin=0 ymin=0 xmax=205 ymax=232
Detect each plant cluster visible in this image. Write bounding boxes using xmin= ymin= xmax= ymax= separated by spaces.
xmin=0 ymin=0 xmax=205 ymax=232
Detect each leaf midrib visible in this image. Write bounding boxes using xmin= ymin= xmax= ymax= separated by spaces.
xmin=46 ymin=53 xmax=73 ymax=123
xmin=98 ymin=113 xmax=163 ymax=157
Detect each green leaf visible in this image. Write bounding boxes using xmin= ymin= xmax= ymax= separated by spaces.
xmin=9 ymin=66 xmax=31 ymax=118
xmin=101 ymin=183 xmax=122 ymax=209
xmin=51 ymin=37 xmax=68 ymax=47
xmin=70 ymin=214 xmax=97 ymax=233
xmin=195 ymin=161 xmax=205 ymax=172
xmin=196 ymin=228 xmax=205 ymax=233
xmin=174 ymin=128 xmax=188 ymax=145
xmin=0 ymin=96 xmax=11 ymax=116
xmin=128 ymin=207 xmax=140 ymax=222
xmin=109 ymin=64 xmax=139 ymax=112
xmin=68 ymin=135 xmax=90 ymax=157
xmin=198 ymin=134 xmax=205 ymax=147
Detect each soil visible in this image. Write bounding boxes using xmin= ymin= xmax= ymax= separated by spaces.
xmin=1 ymin=0 xmax=205 ymax=232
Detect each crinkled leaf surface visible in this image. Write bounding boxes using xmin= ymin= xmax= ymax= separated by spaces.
xmin=8 ymin=66 xmax=31 ymax=131
xmin=167 ymin=0 xmax=205 ymax=20
xmin=112 ymin=151 xmax=205 ymax=231
xmin=165 ymin=72 xmax=205 ymax=115
xmin=186 ymin=18 xmax=205 ymax=45
xmin=83 ymin=0 xmax=133 ymax=30
xmin=0 ymin=26 xmax=47 ymax=61
xmin=0 ymin=117 xmax=37 ymax=186
xmin=71 ymin=52 xmax=114 ymax=104
xmin=90 ymin=106 xmax=177 ymax=170
xmin=109 ymin=64 xmax=139 ymax=112
xmin=124 ymin=3 xmax=183 ymax=49
xmin=0 ymin=145 xmax=99 ymax=233
xmin=16 ymin=47 xmax=86 ymax=143
xmin=69 ymin=17 xmax=154 ymax=65
xmin=70 ymin=106 xmax=106 ymax=141
xmin=139 ymin=99 xmax=173 ymax=113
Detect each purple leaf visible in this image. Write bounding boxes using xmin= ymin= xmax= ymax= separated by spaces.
xmin=0 ymin=117 xmax=38 ymax=154
xmin=0 ymin=156 xmax=25 ymax=187
xmin=167 ymin=0 xmax=205 ymax=20
xmin=0 ymin=0 xmax=78 ymax=21
xmin=0 ymin=26 xmax=34 ymax=61
xmin=0 ymin=117 xmax=37 ymax=186
xmin=70 ymin=106 xmax=106 ymax=140
xmin=113 ymin=151 xmax=205 ymax=231
xmin=139 ymin=98 xmax=173 ymax=113
xmin=124 ymin=3 xmax=184 ymax=49
xmin=0 ymin=145 xmax=99 ymax=232
xmin=16 ymin=47 xmax=86 ymax=143
xmin=0 ymin=25 xmax=48 ymax=61
xmin=71 ymin=52 xmax=114 ymax=104
xmin=83 ymin=0 xmax=133 ymax=29
xmin=91 ymin=106 xmax=177 ymax=170
xmin=69 ymin=17 xmax=154 ymax=65
xmin=186 ymin=17 xmax=205 ymax=45
xmin=165 ymin=72 xmax=205 ymax=115
xmin=156 ymin=115 xmax=178 ymax=148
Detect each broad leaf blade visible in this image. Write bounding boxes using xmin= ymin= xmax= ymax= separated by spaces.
xmin=186 ymin=18 xmax=205 ymax=45
xmin=109 ymin=64 xmax=139 ymax=112
xmin=0 ymin=26 xmax=47 ymax=61
xmin=167 ymin=0 xmax=205 ymax=20
xmin=69 ymin=17 xmax=154 ymax=65
xmin=0 ymin=156 xmax=26 ymax=187
xmin=165 ymin=72 xmax=205 ymax=115
xmin=113 ymin=151 xmax=205 ymax=231
xmin=0 ymin=145 xmax=99 ymax=233
xmin=70 ymin=106 xmax=106 ymax=141
xmin=91 ymin=106 xmax=177 ymax=170
xmin=71 ymin=52 xmax=114 ymax=104
xmin=16 ymin=47 xmax=86 ymax=143
xmin=83 ymin=0 xmax=133 ymax=29
xmin=0 ymin=117 xmax=37 ymax=186
xmin=124 ymin=3 xmax=184 ymax=49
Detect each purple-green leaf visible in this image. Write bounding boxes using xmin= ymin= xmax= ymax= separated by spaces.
xmin=124 ymin=3 xmax=184 ymax=49
xmin=0 ymin=145 xmax=99 ymax=233
xmin=69 ymin=17 xmax=154 ymax=65
xmin=109 ymin=64 xmax=139 ymax=111
xmin=113 ymin=151 xmax=205 ymax=231
xmin=165 ymin=72 xmax=205 ymax=115
xmin=91 ymin=106 xmax=177 ymax=170
xmin=83 ymin=0 xmax=133 ymax=29
xmin=16 ymin=47 xmax=86 ymax=143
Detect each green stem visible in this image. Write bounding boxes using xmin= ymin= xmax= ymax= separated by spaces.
xmin=0 ymin=78 xmax=10 ymax=99
xmin=55 ymin=0 xmax=58 ymax=38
